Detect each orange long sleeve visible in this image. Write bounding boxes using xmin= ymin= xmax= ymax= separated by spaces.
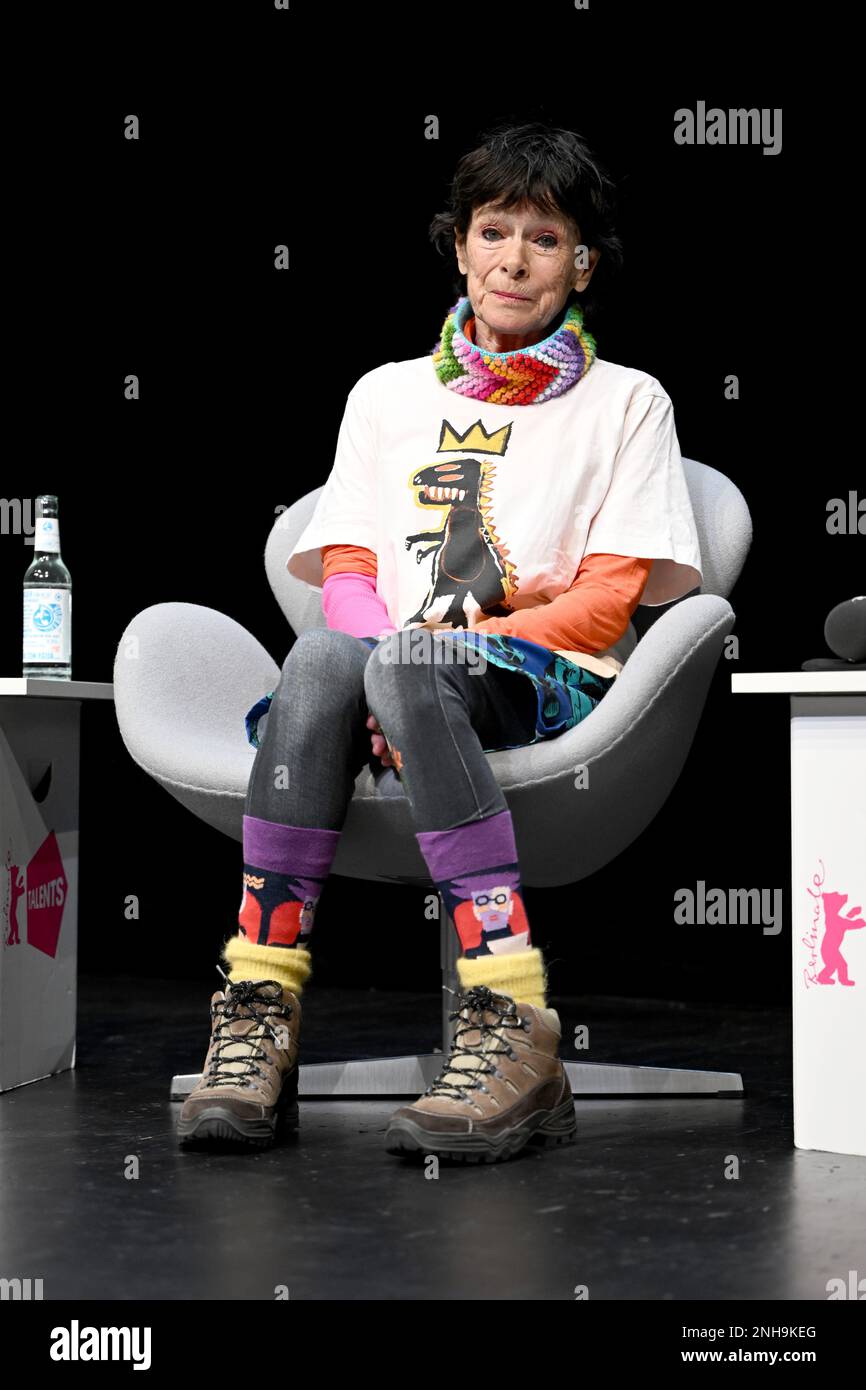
xmin=322 ymin=544 xmax=652 ymax=652
xmin=321 ymin=543 xmax=379 ymax=580
xmin=473 ymin=553 xmax=653 ymax=652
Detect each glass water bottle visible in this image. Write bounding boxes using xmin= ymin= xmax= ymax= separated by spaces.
xmin=23 ymin=495 xmax=72 ymax=680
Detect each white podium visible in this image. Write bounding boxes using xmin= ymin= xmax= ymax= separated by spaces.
xmin=731 ymin=671 xmax=866 ymax=1156
xmin=0 ymin=678 xmax=114 ymax=1092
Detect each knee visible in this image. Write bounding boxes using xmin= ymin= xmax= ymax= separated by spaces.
xmin=364 ymin=633 xmax=421 ymax=707
xmin=273 ymin=628 xmax=367 ymax=706
xmin=363 ymin=632 xmax=456 ymax=717
xmin=282 ymin=626 xmax=366 ymax=677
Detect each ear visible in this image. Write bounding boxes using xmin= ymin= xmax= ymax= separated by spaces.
xmin=573 ymin=245 xmax=601 ymax=293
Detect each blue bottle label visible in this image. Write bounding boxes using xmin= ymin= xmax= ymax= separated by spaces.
xmin=23 ymin=588 xmax=71 ymax=663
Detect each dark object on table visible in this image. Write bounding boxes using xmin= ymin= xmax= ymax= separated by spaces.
xmin=801 ymin=596 xmax=866 ymax=670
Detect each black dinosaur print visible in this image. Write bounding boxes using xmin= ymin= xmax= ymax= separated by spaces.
xmin=403 ymin=424 xmax=519 ymax=627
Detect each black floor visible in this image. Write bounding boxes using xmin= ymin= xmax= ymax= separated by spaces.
xmin=1 ymin=975 xmax=864 ymax=1301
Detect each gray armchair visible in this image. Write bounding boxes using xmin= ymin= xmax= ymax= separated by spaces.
xmin=113 ymin=457 xmax=751 ymax=1099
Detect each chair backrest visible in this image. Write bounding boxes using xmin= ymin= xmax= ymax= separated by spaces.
xmin=679 ymin=457 xmax=752 ymax=600
xmin=266 ymin=457 xmax=752 ymax=650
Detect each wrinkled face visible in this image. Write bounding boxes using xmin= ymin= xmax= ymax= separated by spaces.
xmin=454 ymin=197 xmax=599 ymax=340
xmin=472 ymin=885 xmax=513 ymax=931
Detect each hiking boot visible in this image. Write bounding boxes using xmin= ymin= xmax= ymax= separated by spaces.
xmin=177 ymin=968 xmax=301 ymax=1149
xmin=384 ymin=984 xmax=576 ymax=1163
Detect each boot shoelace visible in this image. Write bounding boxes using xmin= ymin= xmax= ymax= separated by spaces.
xmin=203 ymin=972 xmax=294 ymax=1090
xmin=426 ymin=984 xmax=530 ymax=1103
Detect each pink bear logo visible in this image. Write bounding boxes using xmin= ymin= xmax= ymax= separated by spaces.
xmin=817 ymin=890 xmax=865 ymax=986
xmin=4 ymin=859 xmax=25 ymax=946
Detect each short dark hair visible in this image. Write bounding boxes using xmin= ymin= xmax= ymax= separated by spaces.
xmin=428 ymin=120 xmax=623 ymax=326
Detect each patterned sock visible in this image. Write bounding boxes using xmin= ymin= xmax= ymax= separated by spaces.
xmin=415 ymin=807 xmax=548 ymax=1007
xmin=221 ymin=814 xmax=341 ymax=996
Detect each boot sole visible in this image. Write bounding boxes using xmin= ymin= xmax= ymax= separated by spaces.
xmin=178 ymin=1075 xmax=299 ymax=1150
xmin=384 ymin=1095 xmax=576 ymax=1163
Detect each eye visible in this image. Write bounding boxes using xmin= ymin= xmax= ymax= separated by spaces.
xmin=479 ymin=227 xmax=558 ymax=249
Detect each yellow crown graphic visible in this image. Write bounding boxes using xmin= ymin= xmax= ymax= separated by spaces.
xmin=437 ymin=419 xmax=512 ymax=455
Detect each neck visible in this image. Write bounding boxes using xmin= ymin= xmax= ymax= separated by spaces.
xmin=472 ymin=308 xmax=566 ymax=354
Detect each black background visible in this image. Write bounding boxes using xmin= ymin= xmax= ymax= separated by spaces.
xmin=3 ymin=7 xmax=855 ymax=1007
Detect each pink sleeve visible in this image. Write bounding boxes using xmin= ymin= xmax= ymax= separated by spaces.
xmin=321 ymin=572 xmax=398 ymax=640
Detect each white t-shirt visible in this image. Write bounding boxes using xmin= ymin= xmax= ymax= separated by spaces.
xmin=286 ymin=354 xmax=703 ymax=675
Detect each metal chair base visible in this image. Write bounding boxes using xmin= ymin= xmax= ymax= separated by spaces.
xmin=172 ymin=897 xmax=743 ymax=1101
xmin=170 ymin=1056 xmax=743 ymax=1100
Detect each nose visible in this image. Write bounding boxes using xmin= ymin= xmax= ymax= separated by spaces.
xmin=497 ymin=235 xmax=529 ymax=277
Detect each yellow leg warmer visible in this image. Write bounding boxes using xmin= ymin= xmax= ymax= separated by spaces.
xmin=456 ymin=947 xmax=548 ymax=1008
xmin=221 ymin=935 xmax=313 ymax=998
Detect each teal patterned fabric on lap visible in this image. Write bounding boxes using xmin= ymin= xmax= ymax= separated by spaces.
xmin=244 ymin=690 xmax=276 ymax=750
xmin=440 ymin=631 xmax=614 ymax=749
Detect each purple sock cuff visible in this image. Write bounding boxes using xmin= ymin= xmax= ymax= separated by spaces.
xmin=415 ymin=808 xmax=517 ymax=882
xmin=242 ymin=815 xmax=341 ymax=877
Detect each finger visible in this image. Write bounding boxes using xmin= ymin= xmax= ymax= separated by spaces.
xmin=372 ymin=735 xmax=393 ymax=767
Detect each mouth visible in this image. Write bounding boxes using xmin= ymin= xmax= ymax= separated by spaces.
xmin=493 ymin=291 xmax=531 ymax=301
xmin=422 ymin=484 xmax=466 ymax=502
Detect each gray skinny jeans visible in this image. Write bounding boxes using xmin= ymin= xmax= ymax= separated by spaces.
xmin=244 ymin=628 xmax=539 ymax=834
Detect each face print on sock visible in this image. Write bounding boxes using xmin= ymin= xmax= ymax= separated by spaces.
xmin=472 ymin=884 xmax=531 ymax=955
xmin=239 ymin=866 xmax=322 ymax=948
xmin=473 ymin=883 xmax=511 ymax=930
xmin=298 ymin=896 xmax=317 ymax=943
xmin=446 ymin=867 xmax=531 ymax=958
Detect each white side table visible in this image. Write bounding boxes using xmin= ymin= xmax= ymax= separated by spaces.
xmin=731 ymin=672 xmax=866 ymax=1156
xmin=0 ymin=679 xmax=114 ymax=1091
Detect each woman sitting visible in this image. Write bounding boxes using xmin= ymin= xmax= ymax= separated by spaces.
xmin=178 ymin=120 xmax=702 ymax=1162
